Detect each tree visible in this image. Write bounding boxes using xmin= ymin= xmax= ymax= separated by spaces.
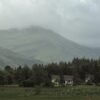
xmin=0 ymin=71 xmax=5 ymax=85
xmin=32 ymin=65 xmax=51 ymax=87
xmin=93 ymin=62 xmax=100 ymax=85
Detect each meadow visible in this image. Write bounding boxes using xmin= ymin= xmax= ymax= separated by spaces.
xmin=0 ymin=85 xmax=100 ymax=100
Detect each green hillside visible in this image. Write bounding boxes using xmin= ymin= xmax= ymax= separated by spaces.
xmin=0 ymin=26 xmax=100 ymax=63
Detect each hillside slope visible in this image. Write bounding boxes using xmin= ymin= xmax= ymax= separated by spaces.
xmin=0 ymin=47 xmax=41 ymax=68
xmin=0 ymin=27 xmax=100 ymax=63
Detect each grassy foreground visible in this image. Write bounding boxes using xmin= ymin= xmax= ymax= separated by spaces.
xmin=0 ymin=85 xmax=100 ymax=100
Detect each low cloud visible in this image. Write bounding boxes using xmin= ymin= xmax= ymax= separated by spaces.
xmin=0 ymin=0 xmax=100 ymax=47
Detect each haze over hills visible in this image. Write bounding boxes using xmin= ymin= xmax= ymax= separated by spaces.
xmin=0 ymin=26 xmax=100 ymax=63
xmin=0 ymin=47 xmax=41 ymax=68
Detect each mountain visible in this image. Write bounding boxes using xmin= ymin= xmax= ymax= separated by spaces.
xmin=0 ymin=26 xmax=100 ymax=63
xmin=0 ymin=47 xmax=41 ymax=68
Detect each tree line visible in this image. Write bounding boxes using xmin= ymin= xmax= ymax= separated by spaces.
xmin=0 ymin=58 xmax=100 ymax=87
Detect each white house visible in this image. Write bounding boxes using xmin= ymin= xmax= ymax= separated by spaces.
xmin=64 ymin=75 xmax=74 ymax=85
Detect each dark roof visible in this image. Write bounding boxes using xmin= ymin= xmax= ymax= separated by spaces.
xmin=64 ymin=75 xmax=73 ymax=81
xmin=51 ymin=75 xmax=73 ymax=81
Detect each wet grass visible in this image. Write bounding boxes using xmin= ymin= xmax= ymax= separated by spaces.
xmin=0 ymin=85 xmax=100 ymax=100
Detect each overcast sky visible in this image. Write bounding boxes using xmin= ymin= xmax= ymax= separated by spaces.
xmin=0 ymin=0 xmax=100 ymax=47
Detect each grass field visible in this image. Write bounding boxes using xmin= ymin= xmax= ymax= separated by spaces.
xmin=0 ymin=85 xmax=100 ymax=100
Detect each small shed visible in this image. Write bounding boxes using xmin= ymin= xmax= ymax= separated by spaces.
xmin=85 ymin=74 xmax=94 ymax=83
xmin=51 ymin=75 xmax=60 ymax=87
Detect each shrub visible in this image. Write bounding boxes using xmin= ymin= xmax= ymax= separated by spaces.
xmin=20 ymin=79 xmax=34 ymax=87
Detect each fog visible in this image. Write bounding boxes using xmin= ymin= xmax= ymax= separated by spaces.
xmin=0 ymin=0 xmax=100 ymax=47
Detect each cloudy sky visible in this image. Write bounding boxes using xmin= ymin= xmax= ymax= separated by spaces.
xmin=0 ymin=0 xmax=100 ymax=47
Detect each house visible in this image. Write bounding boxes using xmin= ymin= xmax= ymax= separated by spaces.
xmin=64 ymin=75 xmax=74 ymax=85
xmin=51 ymin=75 xmax=74 ymax=87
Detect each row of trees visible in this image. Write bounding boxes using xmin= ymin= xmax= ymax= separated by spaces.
xmin=0 ymin=58 xmax=100 ymax=87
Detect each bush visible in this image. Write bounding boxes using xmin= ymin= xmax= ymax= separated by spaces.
xmin=19 ymin=79 xmax=34 ymax=87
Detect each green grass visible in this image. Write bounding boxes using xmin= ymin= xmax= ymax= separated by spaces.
xmin=0 ymin=85 xmax=100 ymax=100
